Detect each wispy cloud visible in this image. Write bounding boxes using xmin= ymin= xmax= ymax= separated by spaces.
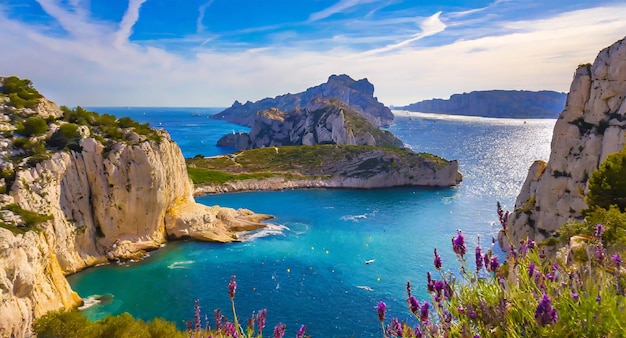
xmin=308 ymin=0 xmax=378 ymax=22
xmin=115 ymin=0 xmax=147 ymax=47
xmin=360 ymin=11 xmax=446 ymax=56
xmin=196 ymin=0 xmax=214 ymax=34
xmin=0 ymin=2 xmax=624 ymax=107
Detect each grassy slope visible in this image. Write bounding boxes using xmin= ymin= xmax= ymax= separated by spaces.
xmin=186 ymin=144 xmax=450 ymax=185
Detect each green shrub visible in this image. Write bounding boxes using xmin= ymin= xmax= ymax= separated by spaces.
xmin=1 ymin=76 xmax=42 ymax=108
xmin=4 ymin=203 xmax=53 ymax=227
xmin=587 ymin=147 xmax=626 ymax=212
xmin=33 ymin=310 xmax=185 ymax=338
xmin=47 ymin=123 xmax=81 ymax=149
xmin=16 ymin=116 xmax=48 ymax=137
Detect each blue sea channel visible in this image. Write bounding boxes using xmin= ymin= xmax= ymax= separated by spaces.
xmin=67 ymin=107 xmax=555 ymax=337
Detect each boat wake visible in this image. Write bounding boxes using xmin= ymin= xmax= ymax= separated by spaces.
xmin=341 ymin=210 xmax=378 ymax=222
xmin=167 ymin=260 xmax=195 ymax=269
xmin=237 ymin=223 xmax=290 ymax=241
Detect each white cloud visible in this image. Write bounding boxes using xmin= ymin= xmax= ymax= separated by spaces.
xmin=308 ymin=0 xmax=378 ymax=22
xmin=196 ymin=0 xmax=214 ymax=34
xmin=0 ymin=3 xmax=625 ymax=107
xmin=115 ymin=0 xmax=147 ymax=47
xmin=360 ymin=11 xmax=446 ymax=56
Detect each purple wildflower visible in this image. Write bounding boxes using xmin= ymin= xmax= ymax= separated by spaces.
xmin=519 ymin=240 xmax=528 ymax=257
xmin=419 ymin=301 xmax=430 ymax=323
xmin=214 ymin=309 xmax=223 ymax=330
xmin=228 ymin=275 xmax=237 ymax=299
xmin=535 ymin=294 xmax=558 ymax=325
xmin=595 ymin=246 xmax=605 ymax=265
xmin=596 ymin=294 xmax=602 ymax=303
xmin=388 ymin=318 xmax=403 ymax=337
xmin=487 ymin=256 xmax=499 ymax=272
xmin=433 ymin=248 xmax=442 ymax=270
xmin=408 ymin=296 xmax=420 ymax=315
xmin=256 ymin=309 xmax=267 ymax=333
xmin=475 ymin=245 xmax=483 ymax=272
xmin=612 ymin=253 xmax=622 ymax=266
xmin=224 ymin=321 xmax=238 ymax=337
xmin=572 ymin=292 xmax=579 ymax=301
xmin=273 ymin=322 xmax=286 ymax=338
xmin=406 ymin=281 xmax=412 ymax=298
xmin=596 ymin=224 xmax=603 ymax=239
xmin=528 ymin=262 xmax=536 ymax=278
xmin=453 ymin=230 xmax=466 ymax=257
xmin=528 ymin=239 xmax=536 ymax=249
xmin=194 ymin=299 xmax=201 ymax=332
xmin=427 ymin=272 xmax=435 ymax=292
xmin=247 ymin=315 xmax=254 ymax=334
xmin=377 ymin=301 xmax=387 ymax=323
xmin=296 ymin=324 xmax=306 ymax=338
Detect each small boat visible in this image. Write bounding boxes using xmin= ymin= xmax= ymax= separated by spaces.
xmin=365 ymin=259 xmax=375 ymax=264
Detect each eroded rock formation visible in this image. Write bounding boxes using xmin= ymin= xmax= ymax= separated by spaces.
xmin=505 ymin=37 xmax=626 ymax=246
xmin=212 ymin=74 xmax=394 ymax=127
xmin=217 ymin=98 xmax=403 ymax=151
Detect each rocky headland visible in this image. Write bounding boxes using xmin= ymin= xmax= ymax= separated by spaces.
xmin=399 ymin=90 xmax=566 ymax=119
xmin=503 ymin=37 xmax=626 ymax=246
xmin=217 ymin=98 xmax=403 ymax=151
xmin=211 ymin=74 xmax=394 ymax=127
xmin=0 ymin=77 xmax=271 ymax=337
xmin=189 ymin=145 xmax=462 ymax=195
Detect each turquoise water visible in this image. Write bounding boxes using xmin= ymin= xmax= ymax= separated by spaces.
xmin=68 ymin=109 xmax=555 ymax=337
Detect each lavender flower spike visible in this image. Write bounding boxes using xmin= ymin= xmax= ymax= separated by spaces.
xmin=296 ymin=324 xmax=306 ymax=338
xmin=228 ymin=275 xmax=237 ymax=299
xmin=376 ymin=301 xmax=387 ymax=323
xmin=475 ymin=244 xmax=483 ymax=272
xmin=408 ymin=296 xmax=420 ymax=315
xmin=273 ymin=322 xmax=286 ymax=338
xmin=535 ymin=294 xmax=558 ymax=325
xmin=433 ymin=248 xmax=442 ymax=270
xmin=596 ymin=224 xmax=603 ymax=239
xmin=256 ymin=309 xmax=267 ymax=333
xmin=453 ymin=230 xmax=466 ymax=257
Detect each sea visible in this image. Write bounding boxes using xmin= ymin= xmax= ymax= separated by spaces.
xmin=67 ymin=107 xmax=555 ymax=337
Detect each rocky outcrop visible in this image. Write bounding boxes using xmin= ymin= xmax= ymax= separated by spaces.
xmin=0 ymin=88 xmax=272 ymax=337
xmin=400 ymin=90 xmax=566 ymax=119
xmin=505 ymin=37 xmax=626 ymax=246
xmin=212 ymin=74 xmax=394 ymax=127
xmin=217 ymin=98 xmax=403 ymax=151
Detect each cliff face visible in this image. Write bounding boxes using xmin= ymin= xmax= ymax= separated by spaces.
xmin=217 ymin=98 xmax=403 ymax=151
xmin=505 ymin=37 xmax=626 ymax=246
xmin=400 ymin=90 xmax=566 ymax=118
xmin=212 ymin=74 xmax=394 ymax=127
xmin=0 ymin=91 xmax=270 ymax=337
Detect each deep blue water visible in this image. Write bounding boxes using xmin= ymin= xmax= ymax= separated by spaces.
xmin=68 ymin=108 xmax=555 ymax=337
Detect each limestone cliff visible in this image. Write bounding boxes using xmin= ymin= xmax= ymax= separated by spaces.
xmin=400 ymin=90 xmax=566 ymax=119
xmin=212 ymin=74 xmax=394 ymax=127
xmin=0 ymin=79 xmax=271 ymax=337
xmin=217 ymin=98 xmax=403 ymax=151
xmin=505 ymin=37 xmax=626 ymax=246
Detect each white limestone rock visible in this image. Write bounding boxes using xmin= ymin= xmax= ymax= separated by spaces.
xmin=506 ymin=37 xmax=626 ymax=245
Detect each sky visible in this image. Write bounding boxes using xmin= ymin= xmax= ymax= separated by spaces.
xmin=0 ymin=0 xmax=625 ymax=107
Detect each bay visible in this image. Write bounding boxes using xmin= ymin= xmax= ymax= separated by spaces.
xmin=68 ymin=108 xmax=555 ymax=337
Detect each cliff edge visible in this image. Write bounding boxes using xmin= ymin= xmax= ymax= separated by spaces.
xmin=504 ymin=37 xmax=626 ymax=246
xmin=0 ymin=77 xmax=271 ymax=337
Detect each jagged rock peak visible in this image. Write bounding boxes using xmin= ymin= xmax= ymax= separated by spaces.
xmin=504 ymin=36 xmax=626 ymax=247
xmin=217 ymin=97 xmax=403 ymax=151
xmin=212 ymin=74 xmax=394 ymax=127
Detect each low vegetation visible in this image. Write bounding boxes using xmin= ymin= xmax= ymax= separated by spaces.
xmin=186 ymin=144 xmax=449 ymax=186
xmin=1 ymin=76 xmax=43 ymax=109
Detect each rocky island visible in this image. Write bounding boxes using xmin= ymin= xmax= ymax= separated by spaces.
xmin=211 ymin=74 xmax=395 ymax=127
xmin=204 ymin=80 xmax=462 ymax=193
xmin=399 ymin=90 xmax=567 ymax=119
xmin=0 ymin=77 xmax=271 ymax=337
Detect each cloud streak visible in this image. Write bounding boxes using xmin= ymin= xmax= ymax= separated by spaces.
xmin=0 ymin=2 xmax=624 ymax=107
xmin=115 ymin=0 xmax=147 ymax=47
xmin=309 ymin=0 xmax=378 ymax=22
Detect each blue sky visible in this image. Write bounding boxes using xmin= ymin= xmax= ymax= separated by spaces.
xmin=1 ymin=0 xmax=625 ymax=107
